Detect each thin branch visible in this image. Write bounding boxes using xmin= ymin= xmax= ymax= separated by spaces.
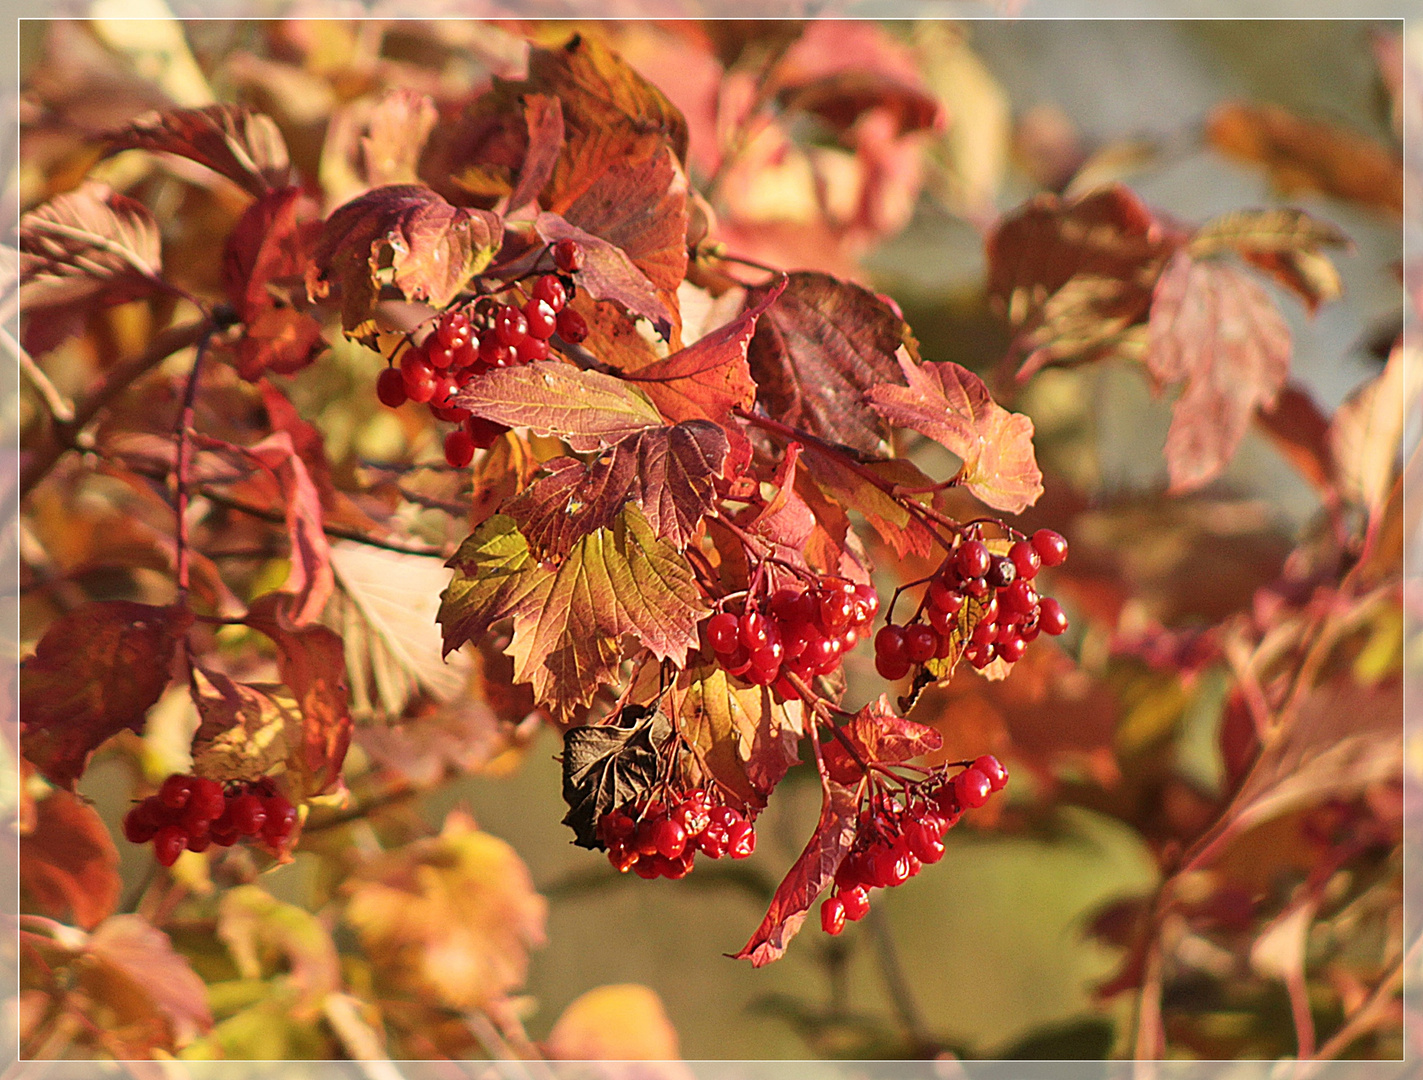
xmin=174 ymin=329 xmax=215 ymax=600
xmin=1297 ymin=934 xmax=1415 ymax=1073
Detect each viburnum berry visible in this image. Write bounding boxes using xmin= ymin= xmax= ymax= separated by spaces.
xmin=229 ymin=792 xmax=267 ymax=836
xmin=1037 ymin=596 xmax=1069 ymax=636
xmin=552 ymin=237 xmax=585 ymax=273
xmin=466 ymin=416 xmax=510 ymax=450
xmin=126 ymin=775 xmax=299 ymax=862
xmin=595 ymin=791 xmax=755 ymax=880
xmin=531 ymin=274 xmax=567 ymax=311
xmin=953 ymin=767 xmax=993 ymax=809
xmin=555 ymin=307 xmax=588 ymax=344
xmin=821 ymin=896 xmax=846 ymax=935
xmin=158 ymin=774 xmax=193 ymax=811
xmin=444 ymin=429 xmax=476 ymax=468
xmin=375 ymin=366 xmax=407 ymax=408
xmin=153 ymin=826 xmax=187 ymax=867
xmin=956 ymin=539 xmax=990 ymax=579
xmin=1032 ymin=529 xmax=1069 ymax=567
xmin=840 ymin=884 xmax=871 ymax=921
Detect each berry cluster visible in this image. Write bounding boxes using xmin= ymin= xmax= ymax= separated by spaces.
xmin=705 ymin=576 xmax=878 ymax=698
xmin=873 ymin=529 xmax=1070 ymax=680
xmin=122 ymin=774 xmax=299 ymax=866
xmin=596 ymin=789 xmax=756 ymax=879
xmin=821 ymin=755 xmax=1008 ymax=934
xmin=375 ymin=240 xmax=591 ymax=468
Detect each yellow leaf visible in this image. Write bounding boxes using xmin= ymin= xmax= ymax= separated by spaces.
xmin=546 ymin=984 xmax=682 ymax=1061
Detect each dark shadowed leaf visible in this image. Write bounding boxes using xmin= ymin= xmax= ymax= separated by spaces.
xmin=243 ymin=593 xmax=352 ymax=798
xmin=1188 ymin=208 xmax=1350 ymax=314
xmin=439 ymin=509 xmax=706 ymax=721
xmin=734 ymin=780 xmax=860 ymax=967
xmin=507 ymin=93 xmax=564 ymax=211
xmin=107 ymin=104 xmax=293 ymax=198
xmin=506 ymin=419 xmax=728 ymax=557
xmin=745 ymin=272 xmax=907 ymax=456
xmin=560 ymin=705 xmax=673 ymax=848
xmin=454 ymin=360 xmax=664 ymax=452
xmin=21 ymin=789 xmax=121 ymax=930
xmin=308 ymin=184 xmax=502 ymax=341
xmin=533 ymin=212 xmax=674 ymax=338
xmin=1147 ymin=251 xmax=1291 ymax=493
xmin=18 ymin=180 xmax=165 ymax=355
xmin=867 ymin=356 xmax=1044 ymax=514
xmin=986 ymin=183 xmax=1182 ymax=378
xmin=21 ymin=601 xmax=192 ymax=789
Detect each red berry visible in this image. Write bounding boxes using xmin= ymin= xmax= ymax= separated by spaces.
xmin=555 ymin=307 xmax=588 ymax=344
xmin=514 ymin=335 xmax=550 ymax=364
xmin=1001 ymin=579 xmax=1039 ymax=618
xmin=262 ymin=797 xmax=298 ymax=845
xmin=652 ymin=818 xmax=688 ymax=859
xmin=426 ymin=342 xmax=456 ymax=370
xmin=532 ymin=274 xmax=567 ymax=312
xmin=875 ymin=653 xmax=911 ymax=680
xmin=727 ymin=820 xmax=757 ymax=859
xmin=697 ymin=822 xmax=729 ymax=858
xmin=707 ymin=611 xmax=740 ymax=653
xmin=229 ymin=793 xmax=267 ymax=836
xmin=852 ymin=582 xmax=880 ymax=622
xmin=997 ymin=635 xmax=1027 ymax=662
xmin=523 ymin=298 xmax=557 ymax=340
xmin=770 ymin=587 xmax=812 ymax=624
xmin=375 ymin=366 xmax=407 ymax=408
xmin=956 ymin=540 xmax=990 ymax=579
xmin=954 ymin=767 xmax=993 ymax=809
xmin=673 ymin=800 xmax=710 ymax=838
xmin=874 ymin=625 xmax=907 ymax=664
xmin=153 ymin=826 xmax=187 ymax=867
xmin=1032 ymin=529 xmax=1069 ymax=567
xmin=739 ymin=610 xmax=771 ymax=651
xmin=987 ymin=555 xmax=1017 ymax=589
xmin=479 ymin=337 xmax=513 ymax=367
xmin=971 ymin=619 xmax=998 ymax=647
xmin=552 ymin=238 xmax=585 ymax=273
xmin=632 ymin=855 xmax=661 ymax=879
xmin=721 ymin=646 xmax=752 ymax=677
xmin=973 ymin=755 xmax=1009 ymax=791
xmin=188 ymin=778 xmax=226 ymax=824
xmin=494 ymin=305 xmax=528 ymax=347
xmin=821 ymin=896 xmax=846 ymax=935
xmin=123 ymin=803 xmax=160 ymax=844
xmin=186 ymin=831 xmax=213 ymax=853
xmin=158 ymin=774 xmax=193 ymax=811
xmin=444 ymin=429 xmax=476 ymax=468
xmin=466 ymin=417 xmax=509 ymax=449
xmin=402 ymin=363 xmax=437 ymax=404
xmin=817 ymin=588 xmax=855 ymax=631
xmin=928 ymin=577 xmax=964 ymax=614
xmin=869 ymin=847 xmax=911 ymax=888
xmin=1009 ymin=540 xmax=1041 ymax=580
xmin=1038 ymin=597 xmax=1069 ymax=636
xmin=905 ymin=819 xmax=945 ymax=864
xmin=210 ymin=819 xmax=240 ymax=847
xmin=904 ymin=624 xmax=938 ymax=664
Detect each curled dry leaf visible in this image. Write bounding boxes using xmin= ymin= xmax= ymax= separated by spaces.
xmin=507 ymin=93 xmax=564 ymax=211
xmin=1329 ymin=344 xmax=1418 ymax=522
xmin=106 ymin=103 xmax=294 ymax=199
xmin=21 ymin=601 xmax=193 ymax=790
xmin=560 ymin=705 xmax=673 ymax=848
xmin=20 ymin=789 xmax=121 ymax=931
xmin=1188 ymin=207 xmax=1350 ymax=315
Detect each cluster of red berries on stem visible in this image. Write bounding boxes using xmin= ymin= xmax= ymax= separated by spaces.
xmin=820 ymin=755 xmax=1008 ymax=935
xmin=873 ymin=528 xmax=1069 ymax=680
xmin=705 ymin=574 xmax=878 ymax=699
xmin=596 ymin=789 xmax=756 ymax=879
xmin=375 ymin=241 xmax=591 ymax=468
xmin=122 ymin=774 xmax=298 ymax=866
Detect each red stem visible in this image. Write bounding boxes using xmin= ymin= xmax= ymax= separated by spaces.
xmin=173 ymin=329 xmax=214 ymax=601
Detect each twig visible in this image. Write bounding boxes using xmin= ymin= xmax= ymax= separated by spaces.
xmin=174 ymin=329 xmax=215 ymax=601
xmin=8 ymin=324 xmax=74 ymax=421
xmin=1296 ymin=934 xmax=1415 ymax=1073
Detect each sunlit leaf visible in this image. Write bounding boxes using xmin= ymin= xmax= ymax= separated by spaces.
xmin=107 ymin=103 xmax=293 ymax=199
xmin=546 ymin=984 xmax=682 ymax=1060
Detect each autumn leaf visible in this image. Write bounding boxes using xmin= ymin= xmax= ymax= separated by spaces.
xmin=319 ymin=88 xmax=438 ymax=207
xmin=21 ymin=789 xmax=121 ymax=931
xmin=243 ymin=593 xmax=352 ymax=798
xmin=745 ymin=271 xmax=908 ymax=456
xmin=1188 ymin=208 xmax=1350 ymax=315
xmin=21 ymin=601 xmax=192 ymax=789
xmin=1329 ymin=344 xmax=1417 ymax=521
xmin=343 ymin=810 xmax=546 ymax=1012
xmin=560 ymin=705 xmax=673 ymax=848
xmin=833 ymin=695 xmax=941 ymax=777
xmin=454 ymin=360 xmax=664 ymax=452
xmin=1147 ymin=251 xmax=1292 ymax=493
xmin=734 ymin=779 xmax=860 ymax=966
xmin=802 ymin=452 xmax=938 ymax=559
xmin=987 ymin=183 xmax=1183 ymax=378
xmin=307 ymin=184 xmax=503 ymax=341
xmin=218 ymin=885 xmax=342 ymax=1013
xmin=506 ymin=419 xmax=728 ymax=558
xmin=546 ymin=984 xmax=682 ymax=1061
xmin=867 ymin=355 xmax=1044 ymax=514
xmin=533 ymin=212 xmax=674 ymax=339
xmin=507 ymin=93 xmax=564 ymax=211
xmin=439 ymin=508 xmax=707 ymax=721
xmin=1256 ymin=384 xmax=1336 ymax=496
xmin=79 ymin=915 xmax=213 ymax=1049
xmin=188 ymin=665 xmax=301 ymax=786
xmin=746 ymin=443 xmax=819 ymax=555
xmin=107 ymin=103 xmax=294 ymax=199
xmin=18 ymin=180 xmax=165 ymax=355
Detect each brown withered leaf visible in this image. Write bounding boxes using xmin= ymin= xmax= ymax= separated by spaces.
xmin=533 ymin=212 xmax=673 ymax=338
xmin=21 ymin=789 xmax=121 ymax=930
xmin=867 ymin=356 xmax=1044 ymax=514
xmin=189 ymin=665 xmax=301 ymax=786
xmin=454 ymin=360 xmax=663 ymax=453
xmin=438 ymin=509 xmax=706 ymax=722
xmin=508 ymin=94 xmax=564 ymax=211
xmin=343 ymin=810 xmax=547 ymax=1011
xmin=79 ymin=915 xmax=213 ymax=1049
xmin=561 ymin=705 xmax=673 ymax=848
xmin=18 ymin=180 xmax=165 ymax=355
xmin=1188 ymin=208 xmax=1350 ymax=315
xmin=1207 ymin=102 xmax=1403 ymax=216
xmin=222 ymin=186 xmax=326 ymax=379
xmin=734 ymin=779 xmax=859 ymax=967
xmin=21 ymin=601 xmax=192 ymax=789
xmin=308 ymin=184 xmax=502 ymax=341
xmin=745 ymin=272 xmax=907 ymax=456
xmin=107 ymin=104 xmax=294 ymax=199
xmin=506 ymin=419 xmax=728 ymax=558
xmin=986 ymin=183 xmax=1182 ymax=378
xmin=244 ymin=592 xmax=352 ymax=798
xmin=320 ymin=88 xmax=438 ymax=207
xmin=1147 ymin=251 xmax=1291 ymax=493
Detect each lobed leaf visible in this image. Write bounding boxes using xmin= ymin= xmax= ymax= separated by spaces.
xmin=21 ymin=601 xmax=192 ymax=789
xmin=533 ymin=212 xmax=674 ymax=338
xmin=81 ymin=915 xmax=214 ymax=1049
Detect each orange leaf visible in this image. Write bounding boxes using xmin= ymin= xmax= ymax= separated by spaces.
xmin=21 ymin=789 xmax=121 ymax=930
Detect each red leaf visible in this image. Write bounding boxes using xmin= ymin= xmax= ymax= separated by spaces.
xmin=106 ymin=104 xmax=293 ymax=199
xmin=802 ymin=452 xmax=938 ymax=559
xmin=1255 ymin=383 xmax=1336 ymax=496
xmin=506 ymin=419 xmax=728 ymax=558
xmin=222 ymin=186 xmax=326 ymax=379
xmin=733 ymin=779 xmax=860 ymax=966
xmin=21 ymin=601 xmax=192 ymax=789
xmin=308 ymin=184 xmax=503 ymax=341
xmin=867 ymin=356 xmax=1044 ymax=514
xmin=82 ymin=915 xmax=213 ymax=1047
xmin=243 ymin=593 xmax=352 ymax=797
xmin=745 ymin=272 xmax=908 ymax=455
xmin=454 ymin=360 xmax=664 ymax=453
xmin=747 ymin=444 xmax=818 ymax=553
xmin=841 ymin=694 xmax=942 ymax=766
xmin=533 ymin=211 xmax=674 ymax=339
xmin=21 ymin=789 xmax=121 ymax=930
xmin=1147 ymin=251 xmax=1292 ymax=493
xmin=508 ymin=93 xmax=564 ymax=211
xmin=987 ymin=183 xmax=1183 ymax=378
xmin=18 ymin=180 xmax=165 ymax=355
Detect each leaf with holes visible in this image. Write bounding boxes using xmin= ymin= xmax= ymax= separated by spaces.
xmin=1147 ymin=251 xmax=1292 ymax=493
xmin=560 ymin=705 xmax=673 ymax=848
xmin=867 ymin=356 xmax=1044 ymax=514
xmin=21 ymin=601 xmax=192 ymax=789
xmin=107 ymin=104 xmax=294 ymax=199
xmin=307 ymin=184 xmax=502 ymax=341
xmin=506 ymin=419 xmax=728 ymax=558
